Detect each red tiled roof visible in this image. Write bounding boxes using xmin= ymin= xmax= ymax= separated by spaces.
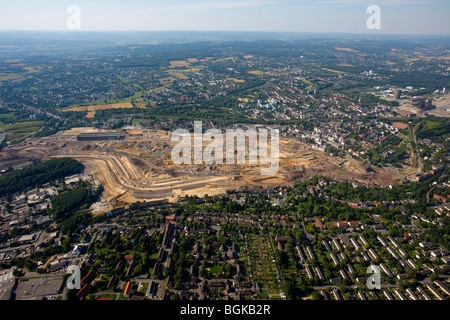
xmin=124 ymin=281 xmax=133 ymax=295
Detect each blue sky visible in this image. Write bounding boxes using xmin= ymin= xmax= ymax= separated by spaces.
xmin=0 ymin=0 xmax=449 ymax=34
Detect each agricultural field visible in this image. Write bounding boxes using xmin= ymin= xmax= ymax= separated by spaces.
xmin=247 ymin=70 xmax=266 ymax=75
xmin=61 ymin=102 xmax=146 ymax=118
xmin=321 ymin=68 xmax=345 ymax=74
xmin=334 ymin=47 xmax=359 ymax=53
xmin=0 ymin=73 xmax=23 ymax=82
xmin=225 ymin=78 xmax=245 ymax=83
xmin=169 ymin=60 xmax=191 ymax=68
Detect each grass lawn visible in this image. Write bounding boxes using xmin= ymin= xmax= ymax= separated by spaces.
xmin=257 ymin=289 xmax=269 ymax=299
xmin=208 ymin=265 xmax=221 ymax=275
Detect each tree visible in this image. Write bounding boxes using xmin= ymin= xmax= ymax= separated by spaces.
xmin=0 ymin=158 xmax=84 ymax=197
xmin=406 ymin=268 xmax=418 ymax=280
xmin=429 ymin=273 xmax=438 ymax=282
xmin=282 ymin=279 xmax=297 ymax=300
xmin=311 ymin=291 xmax=322 ymax=300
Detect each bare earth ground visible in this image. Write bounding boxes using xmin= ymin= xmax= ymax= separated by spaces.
xmin=0 ymin=127 xmax=399 ymax=212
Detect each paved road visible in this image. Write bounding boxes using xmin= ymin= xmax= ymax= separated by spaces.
xmin=0 ymin=230 xmax=45 ymax=253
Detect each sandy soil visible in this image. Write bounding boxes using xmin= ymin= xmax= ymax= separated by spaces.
xmin=0 ymin=127 xmax=399 ymax=211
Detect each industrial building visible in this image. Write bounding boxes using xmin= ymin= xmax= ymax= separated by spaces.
xmin=76 ymin=132 xmax=124 ymax=141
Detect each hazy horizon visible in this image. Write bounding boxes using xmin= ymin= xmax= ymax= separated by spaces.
xmin=0 ymin=0 xmax=449 ymax=35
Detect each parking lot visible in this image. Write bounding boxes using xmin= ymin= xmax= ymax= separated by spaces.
xmin=14 ymin=276 xmax=65 ymax=300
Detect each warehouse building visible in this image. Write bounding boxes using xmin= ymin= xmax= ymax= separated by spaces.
xmin=76 ymin=132 xmax=124 ymax=141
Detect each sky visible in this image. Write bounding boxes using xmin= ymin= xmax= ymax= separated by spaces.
xmin=0 ymin=0 xmax=449 ymax=35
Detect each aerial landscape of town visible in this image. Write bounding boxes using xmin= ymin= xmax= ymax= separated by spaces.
xmin=0 ymin=2 xmax=448 ymax=313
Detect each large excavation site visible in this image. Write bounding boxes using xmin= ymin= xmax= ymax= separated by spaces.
xmin=0 ymin=126 xmax=399 ymax=210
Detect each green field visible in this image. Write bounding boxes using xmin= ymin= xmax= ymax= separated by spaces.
xmin=0 ymin=120 xmax=44 ymax=130
xmin=0 ymin=120 xmax=45 ymax=141
xmin=0 ymin=73 xmax=23 ymax=82
xmin=0 ymin=113 xmax=15 ymax=122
